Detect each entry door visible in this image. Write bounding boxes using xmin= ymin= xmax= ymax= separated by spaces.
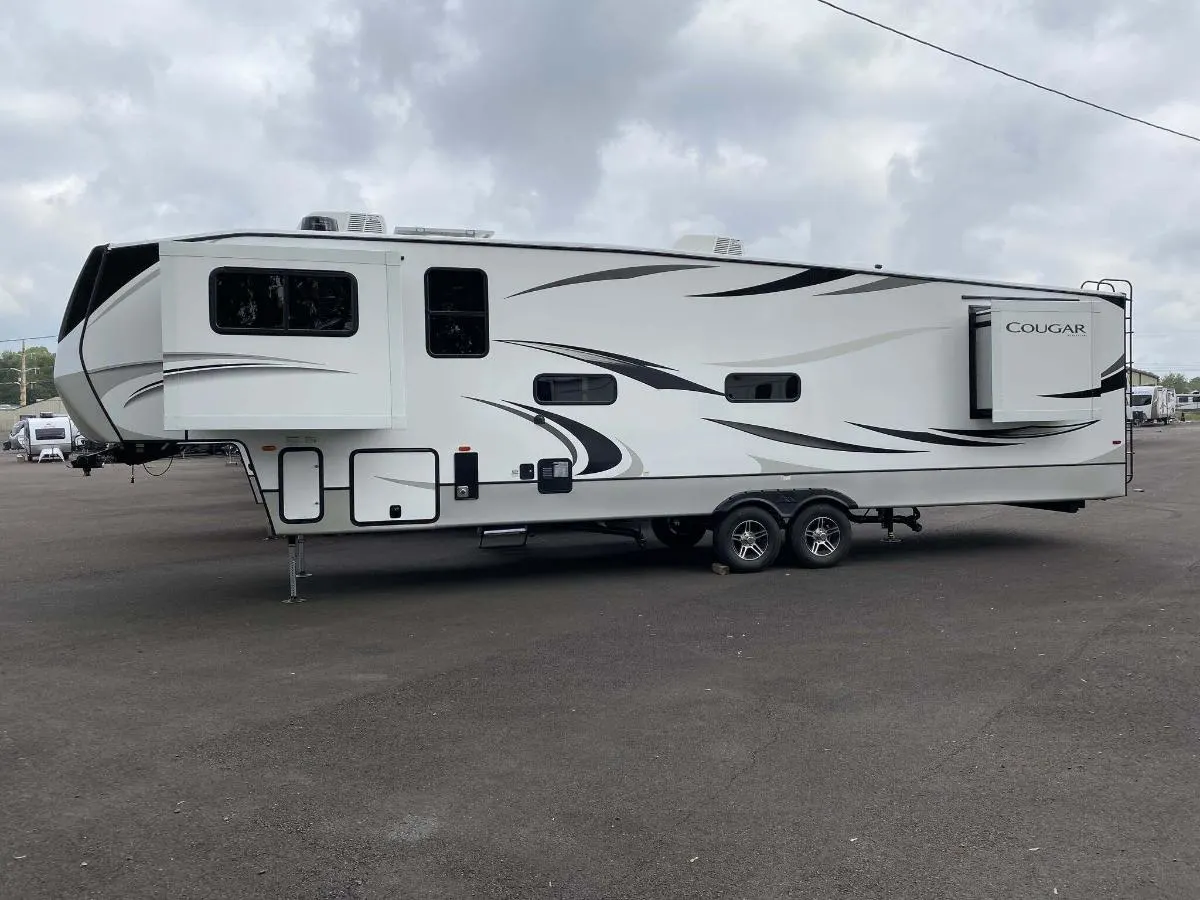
xmin=279 ymin=448 xmax=324 ymax=523
xmin=350 ymin=449 xmax=440 ymax=526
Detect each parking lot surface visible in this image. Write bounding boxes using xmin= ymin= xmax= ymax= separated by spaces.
xmin=1 ymin=429 xmax=1197 ymax=899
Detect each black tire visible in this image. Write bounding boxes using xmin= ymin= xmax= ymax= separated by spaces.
xmin=713 ymin=505 xmax=782 ymax=572
xmin=788 ymin=503 xmax=852 ymax=569
xmin=651 ymin=516 xmax=708 ymax=549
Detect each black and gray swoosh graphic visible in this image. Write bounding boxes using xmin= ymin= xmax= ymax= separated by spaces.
xmin=163 ymin=362 xmax=351 ymax=376
xmin=933 ymin=421 xmax=1098 ymax=439
xmin=688 ymin=267 xmax=855 ymax=298
xmin=849 ymin=423 xmax=1020 ymax=448
xmin=507 ymin=263 xmax=716 ymax=298
xmin=705 ymin=418 xmax=922 ymax=454
xmin=816 ymin=276 xmax=932 ymax=296
xmin=499 ymin=340 xmax=721 ymax=395
xmin=123 ymin=380 xmax=164 ymax=407
xmin=505 ymin=402 xmax=624 ymax=476
xmin=1040 ymin=368 xmax=1126 ymax=400
xmin=466 ymin=397 xmax=579 ymax=464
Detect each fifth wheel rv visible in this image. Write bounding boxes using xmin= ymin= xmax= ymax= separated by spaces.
xmin=54 ymin=211 xmax=1133 ymax=599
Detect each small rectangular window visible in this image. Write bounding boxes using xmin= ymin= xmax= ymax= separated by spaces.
xmin=426 ymin=267 xmax=489 ymax=357
xmin=534 ymin=373 xmax=618 ymax=405
xmin=210 ymin=268 xmax=357 ymax=335
xmin=725 ymin=372 xmax=800 ymax=402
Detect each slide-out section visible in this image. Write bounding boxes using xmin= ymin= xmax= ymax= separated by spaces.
xmin=351 ymin=449 xmax=440 ymax=526
xmin=158 ymin=241 xmax=400 ymax=431
xmin=971 ymin=298 xmax=1102 ymax=423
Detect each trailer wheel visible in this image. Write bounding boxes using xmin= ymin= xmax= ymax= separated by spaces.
xmin=713 ymin=506 xmax=782 ymax=572
xmin=789 ymin=503 xmax=852 ymax=568
xmin=651 ymin=516 xmax=708 ymax=549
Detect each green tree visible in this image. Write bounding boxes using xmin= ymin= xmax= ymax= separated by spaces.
xmin=1160 ymin=372 xmax=1191 ymax=394
xmin=1190 ymin=377 xmax=1200 ymax=394
xmin=0 ymin=346 xmax=57 ymax=406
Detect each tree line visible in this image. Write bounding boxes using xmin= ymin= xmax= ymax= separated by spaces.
xmin=0 ymin=346 xmax=56 ymax=406
xmin=1159 ymin=373 xmax=1200 ymax=395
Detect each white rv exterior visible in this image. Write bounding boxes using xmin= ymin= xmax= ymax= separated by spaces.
xmin=53 ymin=213 xmax=1133 ymax=581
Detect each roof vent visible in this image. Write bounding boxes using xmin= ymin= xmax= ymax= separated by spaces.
xmin=297 ymin=211 xmax=388 ymax=234
xmin=672 ymin=233 xmax=743 ymax=256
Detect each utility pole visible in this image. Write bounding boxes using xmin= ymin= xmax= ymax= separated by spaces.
xmin=19 ymin=339 xmax=27 ymax=407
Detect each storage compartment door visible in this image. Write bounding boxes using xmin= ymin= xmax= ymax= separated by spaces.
xmin=351 ymin=450 xmax=440 ymax=526
xmin=279 ymin=448 xmax=323 ymax=523
xmin=990 ymin=299 xmax=1099 ymax=423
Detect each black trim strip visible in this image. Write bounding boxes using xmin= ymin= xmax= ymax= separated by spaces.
xmin=848 ymin=423 xmax=1020 ymax=447
xmin=688 ymin=267 xmax=855 ymax=298
xmin=705 ymin=418 xmax=923 ymax=454
xmin=171 ymin=230 xmax=1117 ymax=300
xmin=500 ymin=340 xmax=720 ymax=395
xmin=1040 ymin=369 xmax=1126 ymax=400
xmin=507 ymin=263 xmax=716 ymax=298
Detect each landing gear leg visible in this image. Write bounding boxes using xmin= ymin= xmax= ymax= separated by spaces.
xmin=285 ymin=536 xmax=306 ymax=604
xmin=296 ymin=535 xmax=311 ymax=578
xmin=881 ymin=508 xmax=901 ymax=543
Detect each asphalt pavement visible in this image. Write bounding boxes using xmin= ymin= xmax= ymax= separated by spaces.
xmin=1 ymin=428 xmax=1196 ymax=899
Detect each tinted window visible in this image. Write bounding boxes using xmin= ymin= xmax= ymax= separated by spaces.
xmin=89 ymin=243 xmax=160 ymax=314
xmin=58 ymin=245 xmax=105 ymax=342
xmin=534 ymin=374 xmax=618 ymax=405
xmin=210 ymin=268 xmax=357 ymax=335
xmin=34 ymin=427 xmax=66 ymax=441
xmin=426 ymin=268 xmax=488 ymax=357
xmin=725 ymin=373 xmax=801 ymax=402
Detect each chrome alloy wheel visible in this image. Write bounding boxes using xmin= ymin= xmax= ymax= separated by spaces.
xmin=803 ymin=516 xmax=841 ymax=557
xmin=731 ymin=518 xmax=771 ymax=562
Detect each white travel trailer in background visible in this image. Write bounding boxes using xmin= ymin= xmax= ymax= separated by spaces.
xmin=54 ymin=212 xmax=1133 ymax=598
xmin=1176 ymin=391 xmax=1200 ymax=418
xmin=1130 ymin=384 xmax=1172 ymax=426
xmin=6 ymin=413 xmax=78 ymax=461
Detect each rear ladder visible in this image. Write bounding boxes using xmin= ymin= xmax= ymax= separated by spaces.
xmin=1081 ymin=278 xmax=1134 ymax=485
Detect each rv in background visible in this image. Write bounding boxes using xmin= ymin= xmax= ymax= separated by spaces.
xmin=7 ymin=413 xmax=79 ymax=461
xmin=1176 ymin=391 xmax=1200 ymax=420
xmin=1130 ymin=385 xmax=1173 ymax=426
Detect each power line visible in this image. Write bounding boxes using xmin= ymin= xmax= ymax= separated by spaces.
xmin=813 ymin=0 xmax=1200 ymax=146
xmin=0 ymin=334 xmax=56 ymax=344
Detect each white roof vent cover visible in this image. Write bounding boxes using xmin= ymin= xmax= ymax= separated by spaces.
xmin=672 ymin=233 xmax=744 ymax=256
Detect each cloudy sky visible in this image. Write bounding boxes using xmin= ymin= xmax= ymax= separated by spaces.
xmin=2 ymin=0 xmax=1199 ymax=377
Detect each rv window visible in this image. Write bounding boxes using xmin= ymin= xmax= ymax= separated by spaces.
xmin=533 ymin=374 xmax=618 ymax=405
xmin=425 ymin=268 xmax=489 ymax=357
xmin=210 ymin=268 xmax=357 ymax=335
xmin=724 ymin=373 xmax=801 ymax=402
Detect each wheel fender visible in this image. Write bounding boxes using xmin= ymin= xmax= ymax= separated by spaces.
xmin=713 ymin=489 xmax=857 ymax=526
